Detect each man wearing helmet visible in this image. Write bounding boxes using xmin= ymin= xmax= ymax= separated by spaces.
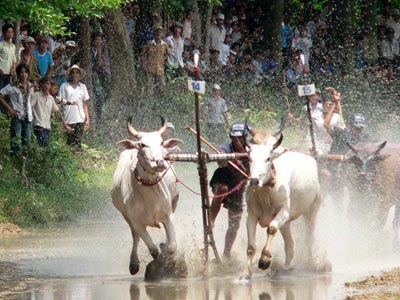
xmin=209 ymin=120 xmax=249 ymax=259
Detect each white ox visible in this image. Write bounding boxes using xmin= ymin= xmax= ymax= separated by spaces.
xmin=245 ymin=127 xmax=321 ymax=277
xmin=112 ymin=119 xmax=183 ymax=275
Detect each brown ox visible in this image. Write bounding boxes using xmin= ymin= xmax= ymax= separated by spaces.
xmin=112 ymin=119 xmax=183 ymax=275
xmin=346 ymin=141 xmax=400 ymax=248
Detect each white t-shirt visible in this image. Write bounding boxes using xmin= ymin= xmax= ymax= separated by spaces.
xmin=59 ymin=82 xmax=90 ymax=124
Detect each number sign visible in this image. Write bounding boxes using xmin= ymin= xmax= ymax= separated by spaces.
xmin=188 ymin=80 xmax=205 ymax=94
xmin=297 ymin=83 xmax=316 ymax=97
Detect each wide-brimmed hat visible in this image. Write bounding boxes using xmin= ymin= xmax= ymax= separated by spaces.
xmin=213 ymin=83 xmax=221 ymax=90
xmin=67 ymin=64 xmax=86 ymax=78
xmin=65 ymin=40 xmax=76 ymax=48
xmin=23 ymin=36 xmax=36 ymax=44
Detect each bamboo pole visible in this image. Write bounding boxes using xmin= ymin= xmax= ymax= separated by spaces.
xmin=193 ymin=64 xmax=220 ymax=264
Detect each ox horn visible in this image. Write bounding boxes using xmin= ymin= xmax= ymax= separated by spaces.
xmin=245 ymin=117 xmax=255 ymax=136
xmin=373 ymin=141 xmax=387 ymax=156
xmin=346 ymin=142 xmax=358 ymax=154
xmin=158 ymin=116 xmax=168 ymax=135
xmin=272 ymin=133 xmax=283 ymax=151
xmin=274 ymin=117 xmax=286 ymax=137
xmin=127 ymin=116 xmax=140 ymax=138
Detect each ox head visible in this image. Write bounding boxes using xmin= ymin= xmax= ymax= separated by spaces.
xmin=346 ymin=141 xmax=388 ymax=182
xmin=117 ymin=117 xmax=184 ymax=174
xmin=247 ymin=118 xmax=285 ymax=187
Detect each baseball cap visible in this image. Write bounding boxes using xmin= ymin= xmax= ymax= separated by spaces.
xmin=217 ymin=13 xmax=225 ymax=20
xmin=230 ymin=121 xmax=246 ymax=137
xmin=352 ymin=114 xmax=366 ymax=128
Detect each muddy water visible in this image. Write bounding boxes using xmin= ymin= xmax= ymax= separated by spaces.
xmin=1 ymin=163 xmax=400 ymax=300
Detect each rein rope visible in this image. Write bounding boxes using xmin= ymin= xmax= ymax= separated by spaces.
xmin=168 ymin=161 xmax=247 ymax=199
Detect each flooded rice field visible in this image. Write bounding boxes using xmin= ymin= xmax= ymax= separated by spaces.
xmin=1 ymin=164 xmax=400 ymax=300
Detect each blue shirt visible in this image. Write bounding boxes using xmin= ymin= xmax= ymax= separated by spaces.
xmin=33 ymin=50 xmax=54 ymax=76
xmin=282 ymin=24 xmax=293 ymax=49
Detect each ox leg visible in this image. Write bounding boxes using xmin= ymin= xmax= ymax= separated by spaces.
xmin=280 ymin=223 xmax=294 ymax=269
xmin=121 ymin=215 xmax=141 ymax=275
xmin=259 ymin=207 xmax=290 ymax=270
xmin=135 ymin=225 xmax=159 ymax=260
xmin=129 ymin=228 xmax=140 ymax=275
xmin=245 ymin=214 xmax=258 ymax=278
xmin=162 ymin=217 xmax=177 ymax=254
xmin=259 ymin=227 xmax=276 ymax=270
xmin=393 ymin=205 xmax=400 ymax=250
xmin=303 ymin=195 xmax=321 ymax=266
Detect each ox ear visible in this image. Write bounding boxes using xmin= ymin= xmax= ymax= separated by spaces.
xmin=116 ymin=139 xmax=142 ymax=150
xmin=163 ymin=138 xmax=184 ymax=149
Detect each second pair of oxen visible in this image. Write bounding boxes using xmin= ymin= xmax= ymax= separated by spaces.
xmin=244 ymin=123 xmax=323 ymax=277
xmin=345 ymin=141 xmax=400 ymax=248
xmin=112 ymin=119 xmax=184 ymax=278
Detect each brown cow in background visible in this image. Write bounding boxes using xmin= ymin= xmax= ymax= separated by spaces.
xmin=346 ymin=141 xmax=400 ymax=249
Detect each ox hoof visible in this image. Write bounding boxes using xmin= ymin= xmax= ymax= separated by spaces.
xmin=150 ymin=248 xmax=159 ymax=259
xmin=258 ymin=258 xmax=272 ymax=270
xmin=129 ymin=262 xmax=140 ymax=275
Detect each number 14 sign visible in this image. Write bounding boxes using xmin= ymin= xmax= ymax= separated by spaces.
xmin=297 ymin=83 xmax=316 ymax=97
xmin=188 ymin=80 xmax=206 ymax=94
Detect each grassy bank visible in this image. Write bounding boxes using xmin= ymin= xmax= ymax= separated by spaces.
xmin=0 ymin=114 xmax=116 ymax=227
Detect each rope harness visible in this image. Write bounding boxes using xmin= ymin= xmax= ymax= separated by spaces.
xmin=134 ymin=160 xmax=172 ymax=186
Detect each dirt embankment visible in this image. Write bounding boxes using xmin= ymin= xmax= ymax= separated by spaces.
xmin=345 ymin=268 xmax=400 ymax=300
xmin=0 ymin=223 xmax=22 ymax=234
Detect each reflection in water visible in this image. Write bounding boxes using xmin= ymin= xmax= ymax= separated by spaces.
xmin=0 ymin=267 xmax=335 ymax=300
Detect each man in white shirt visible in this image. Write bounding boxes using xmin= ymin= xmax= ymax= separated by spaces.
xmin=59 ymin=65 xmax=90 ymax=150
xmin=31 ymin=77 xmax=72 ymax=147
xmin=0 ymin=63 xmax=34 ymax=155
xmin=166 ymin=22 xmax=185 ymax=76
xmin=201 ymin=83 xmax=230 ymax=146
xmin=209 ymin=13 xmax=226 ymax=58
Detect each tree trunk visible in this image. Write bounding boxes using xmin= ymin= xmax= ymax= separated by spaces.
xmin=198 ymin=0 xmax=213 ymax=61
xmin=103 ymin=9 xmax=137 ymax=109
xmin=361 ymin=0 xmax=378 ymax=64
xmin=79 ymin=17 xmax=95 ymax=121
xmin=262 ymin=0 xmax=284 ymax=67
xmin=326 ymin=0 xmax=356 ymax=74
xmin=191 ymin=0 xmax=202 ymax=47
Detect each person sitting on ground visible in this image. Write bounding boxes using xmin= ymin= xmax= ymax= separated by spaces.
xmin=210 ymin=120 xmax=249 ymax=259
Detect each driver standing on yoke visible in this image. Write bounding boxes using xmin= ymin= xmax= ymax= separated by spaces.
xmin=209 ymin=121 xmax=249 ymax=259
